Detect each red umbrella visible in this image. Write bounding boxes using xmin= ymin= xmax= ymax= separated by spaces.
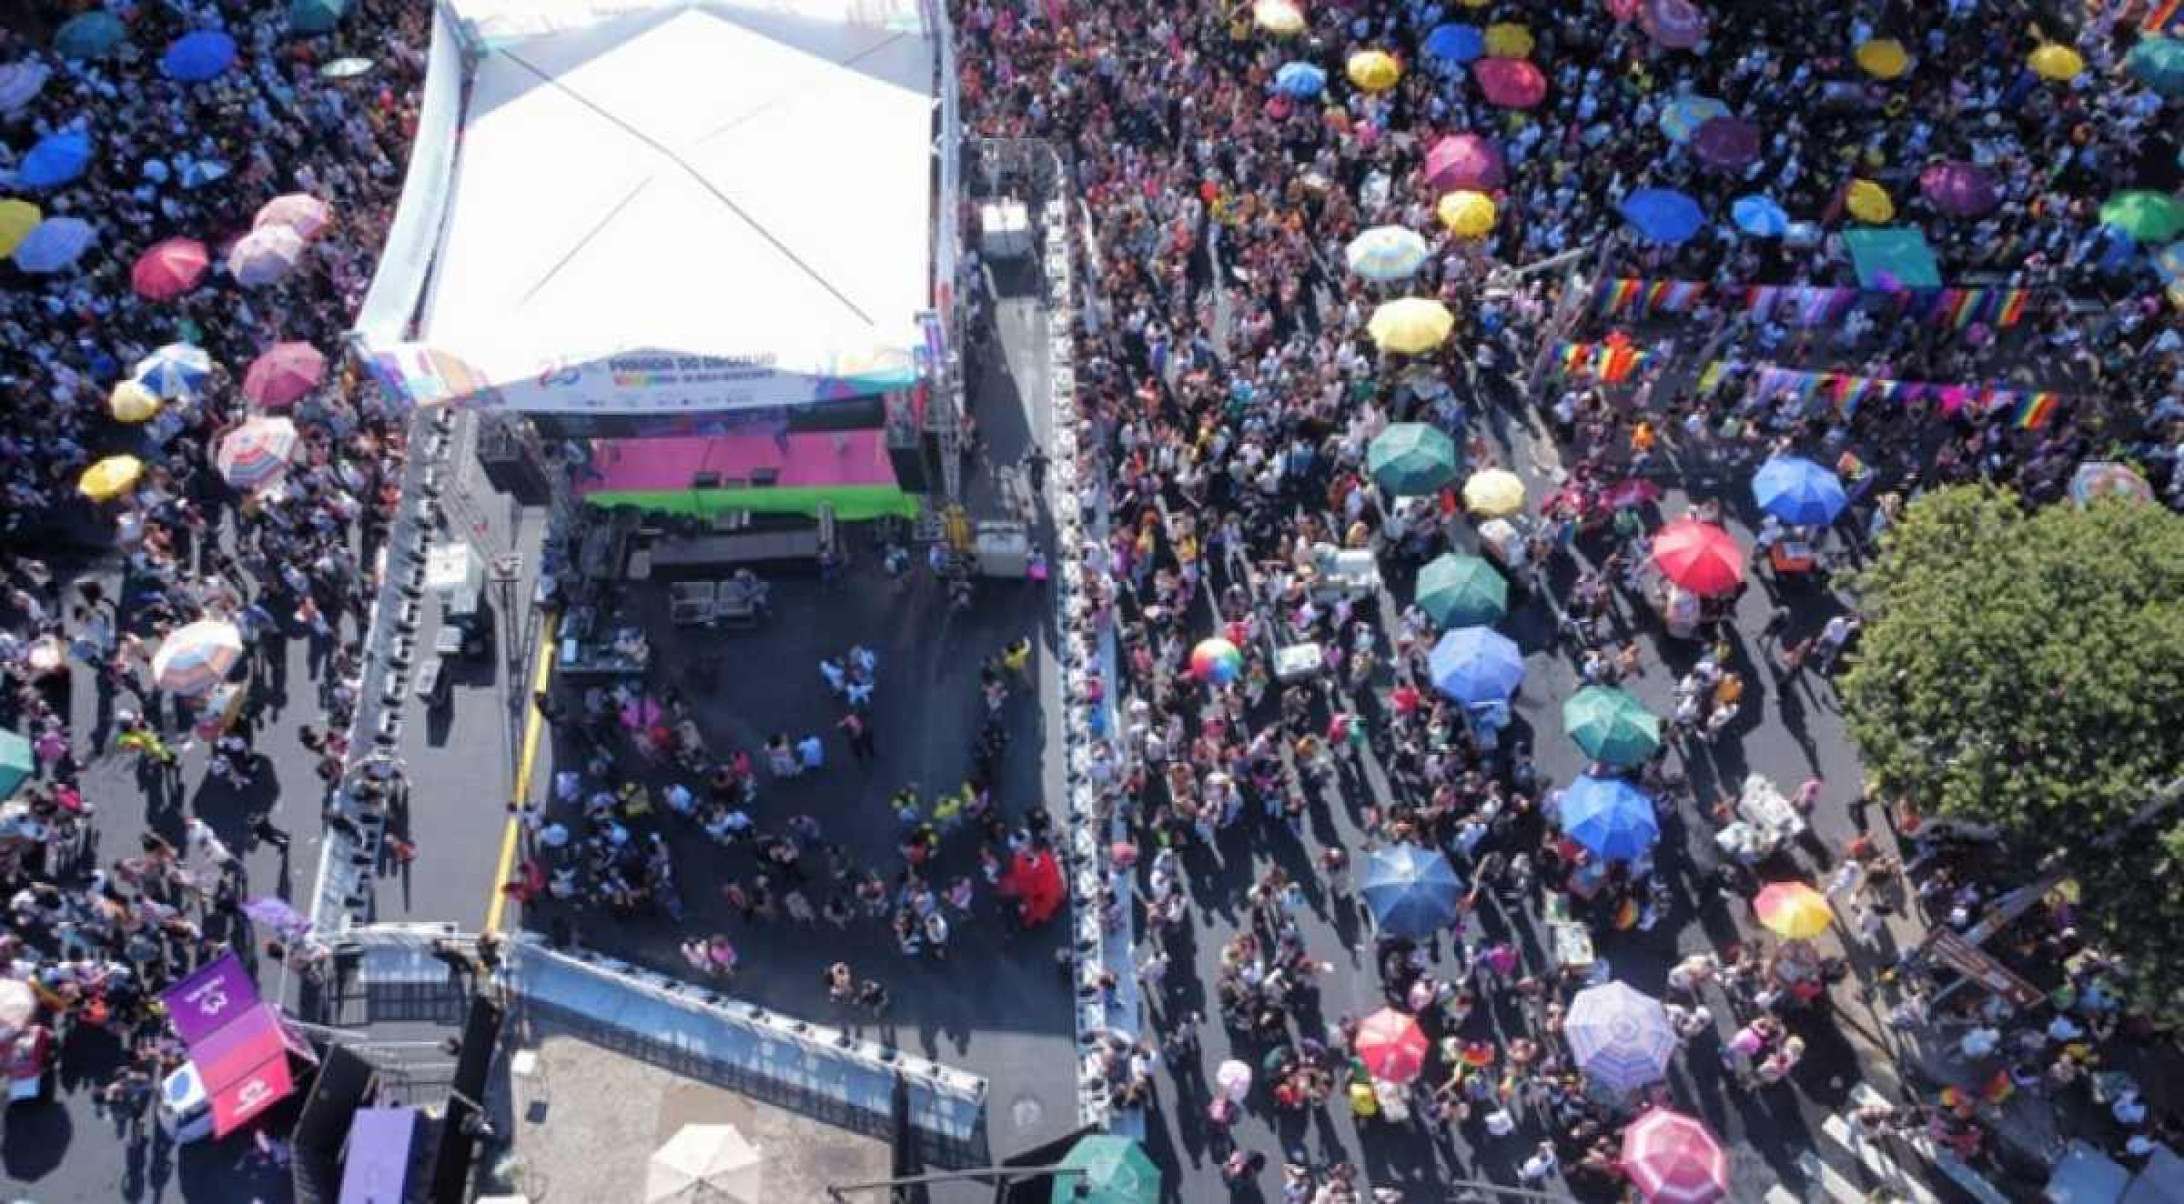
xmin=1640 ymin=0 xmax=1708 ymax=49
xmin=1691 ymin=116 xmax=1759 ymax=170
xmin=1651 ymin=519 xmax=1746 ymax=596
xmin=242 ymin=342 xmax=327 ymax=409
xmin=131 ymin=237 xmax=208 ymax=300
xmin=1918 ymin=161 xmax=1998 ymax=218
xmin=1424 ymin=134 xmax=1504 ymax=191
xmin=1622 ymin=1109 xmax=1729 ymax=1203
xmin=1605 ymin=478 xmax=1664 ymax=509
xmin=1473 ymin=58 xmax=1546 ymax=108
xmin=1355 ymin=1008 xmax=1428 ymax=1083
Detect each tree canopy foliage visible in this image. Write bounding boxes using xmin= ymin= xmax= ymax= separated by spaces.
xmin=1841 ymin=485 xmax=2184 ymax=1010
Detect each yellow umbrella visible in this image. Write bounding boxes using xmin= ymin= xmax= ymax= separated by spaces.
xmin=1367 ymin=298 xmax=1456 ymax=354
xmin=79 ymin=455 xmax=144 ymax=501
xmin=1253 ymin=0 xmax=1305 ymax=35
xmin=1462 ymin=468 xmax=1526 ymax=517
xmin=1845 ymin=179 xmax=1894 ymax=224
xmin=1855 ymin=38 xmax=1909 ymax=79
xmin=2027 ymin=44 xmax=2084 ymax=81
xmin=0 ymin=199 xmax=40 ymax=257
xmin=1483 ymin=23 xmax=1533 ymax=59
xmin=1455 ymin=0 xmax=1489 ymax=8
xmin=1754 ymin=882 xmax=1834 ymax=940
xmin=1347 ymin=50 xmax=1402 ymax=92
xmin=109 ymin=379 xmax=161 ymax=424
xmin=1437 ymin=190 xmax=1498 ymax=237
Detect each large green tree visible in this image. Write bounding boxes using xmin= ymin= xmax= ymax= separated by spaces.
xmin=1841 ymin=484 xmax=2184 ymax=1011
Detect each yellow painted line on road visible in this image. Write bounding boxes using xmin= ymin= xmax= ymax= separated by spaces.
xmin=485 ymin=611 xmax=559 ymax=933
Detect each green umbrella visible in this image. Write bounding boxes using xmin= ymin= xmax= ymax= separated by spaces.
xmin=288 ymin=0 xmax=348 ymax=34
xmin=1052 ymin=1134 xmax=1160 ymax=1204
xmin=2100 ymin=191 xmax=2184 ymax=244
xmin=2127 ymin=36 xmax=2184 ymax=100
xmin=1367 ymin=423 xmax=1460 ymax=497
xmin=1561 ymin=685 xmax=1662 ymax=767
xmin=0 ymin=730 xmax=32 ymax=800
xmin=55 ymin=10 xmax=126 ymax=59
xmin=1415 ymin=553 xmax=1508 ymax=627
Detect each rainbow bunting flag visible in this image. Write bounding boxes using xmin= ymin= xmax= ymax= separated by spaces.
xmin=2015 ymin=392 xmax=2059 ymax=431
xmin=1996 ymin=288 xmax=2030 ymax=328
xmin=1561 ymin=342 xmax=1594 ymax=376
xmin=1643 ymin=280 xmax=1673 ymax=313
xmin=1695 ymin=360 xmax=1727 ymax=396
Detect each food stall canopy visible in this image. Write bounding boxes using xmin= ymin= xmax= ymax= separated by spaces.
xmin=398 ymin=0 xmax=936 ymax=415
xmin=339 ymin=1106 xmax=419 ymax=1204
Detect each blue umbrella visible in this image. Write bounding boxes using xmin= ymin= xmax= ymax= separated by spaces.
xmin=1359 ymin=844 xmax=1463 ymax=939
xmin=16 ymin=130 xmax=92 ymax=191
xmin=1427 ymin=626 xmax=1524 ymax=706
xmin=1423 ymin=23 xmax=1484 ymax=64
xmin=55 ymin=10 xmax=127 ymax=59
xmin=161 ymin=30 xmax=238 ymax=82
xmin=134 ymin=343 xmax=213 ymax=400
xmin=1559 ymin=776 xmax=1659 ymax=862
xmin=1619 ymin=188 xmax=1705 ymax=244
xmin=1273 ymin=61 xmax=1328 ymax=98
xmin=1731 ymin=194 xmax=1788 ymax=238
xmin=12 ymin=216 xmax=93 ymax=274
xmin=1751 ymin=455 xmax=1847 ymax=525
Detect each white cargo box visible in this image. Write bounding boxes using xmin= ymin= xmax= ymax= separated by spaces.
xmin=979 ymin=200 xmax=1032 ymax=259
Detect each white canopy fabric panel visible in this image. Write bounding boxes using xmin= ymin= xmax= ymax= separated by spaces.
xmin=412 ymin=0 xmax=934 ymax=413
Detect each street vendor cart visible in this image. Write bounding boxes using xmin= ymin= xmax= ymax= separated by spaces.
xmin=1715 ymin=774 xmax=1806 ymax=864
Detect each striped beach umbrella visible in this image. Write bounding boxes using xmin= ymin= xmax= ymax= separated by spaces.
xmin=216 ymin=416 xmax=300 ymax=490
xmin=151 ymin=620 xmax=245 ymax=696
xmin=1567 ymin=982 xmax=1676 ymax=1092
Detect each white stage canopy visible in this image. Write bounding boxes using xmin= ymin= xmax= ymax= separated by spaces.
xmin=364 ymin=0 xmax=938 ymax=415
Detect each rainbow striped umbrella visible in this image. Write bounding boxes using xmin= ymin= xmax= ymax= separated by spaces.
xmin=151 ymin=620 xmax=244 ymax=696
xmin=216 ymin=416 xmax=299 ymax=490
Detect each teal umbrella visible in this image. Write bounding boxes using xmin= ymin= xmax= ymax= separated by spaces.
xmin=1367 ymin=423 xmax=1460 ymax=497
xmin=1052 ymin=1134 xmax=1160 ymax=1204
xmin=55 ymin=10 xmax=126 ymax=59
xmin=0 ymin=730 xmax=31 ymax=799
xmin=1562 ymin=685 xmax=1662 ymax=766
xmin=288 ymin=0 xmax=348 ymax=34
xmin=2127 ymin=36 xmax=2184 ymax=100
xmin=2100 ymin=191 xmax=2184 ymax=244
xmin=1415 ymin=553 xmax=1508 ymax=627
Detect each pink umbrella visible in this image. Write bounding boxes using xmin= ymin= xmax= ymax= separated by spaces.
xmin=1473 ymin=58 xmax=1546 ymax=108
xmin=241 ymin=342 xmax=326 ymax=408
xmin=620 ymin=697 xmax=662 ymax=730
xmin=1918 ymin=161 xmax=1998 ymax=218
xmin=1691 ymin=116 xmax=1760 ymax=170
xmin=227 ymin=224 xmax=305 ymax=288
xmin=1622 ymin=1109 xmax=1730 ymax=1203
xmin=1424 ymin=134 xmax=1505 ymax=191
xmin=1640 ymin=0 xmax=1708 ymax=49
xmin=254 ymin=193 xmax=333 ymax=240
xmin=131 ymin=237 xmax=209 ymax=300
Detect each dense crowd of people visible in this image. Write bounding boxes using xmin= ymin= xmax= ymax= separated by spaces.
xmin=954 ymin=0 xmax=2180 ymax=1197
xmin=0 ymin=0 xmax=427 ymax=1148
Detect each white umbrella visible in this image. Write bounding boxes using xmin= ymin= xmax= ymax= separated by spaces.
xmin=646 ymin=1124 xmax=763 ymax=1203
xmin=1344 ymin=225 xmax=1431 ymax=281
xmin=227 ymin=224 xmax=305 ymax=287
xmin=0 ymin=978 xmax=34 ymax=1041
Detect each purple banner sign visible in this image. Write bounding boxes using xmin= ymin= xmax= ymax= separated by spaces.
xmin=160 ymin=951 xmax=261 ymax=1047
